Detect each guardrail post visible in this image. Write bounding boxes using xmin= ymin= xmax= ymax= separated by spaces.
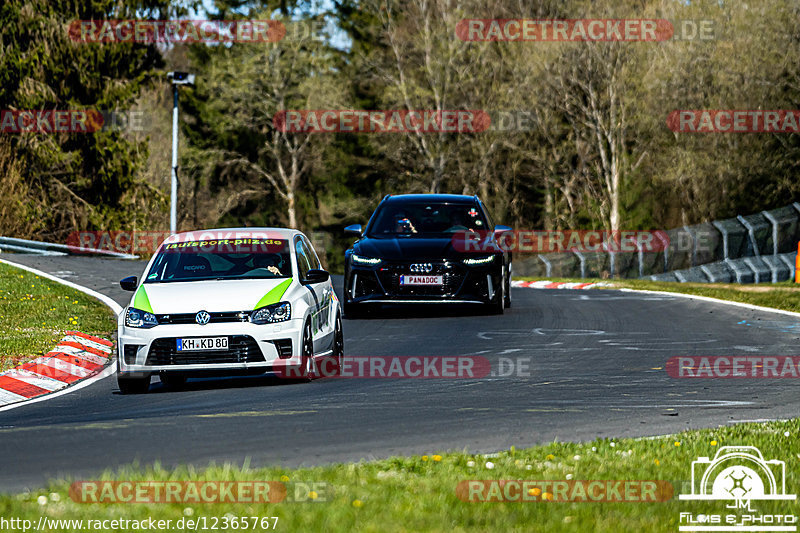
xmin=712 ymin=221 xmax=729 ymax=260
xmin=538 ymin=255 xmax=552 ymax=278
xmin=736 ymin=215 xmax=760 ymax=256
xmin=573 ymin=251 xmax=586 ymax=278
xmin=761 ymin=210 xmax=779 ymax=256
xmin=0 ymin=236 xmax=139 ymax=259
xmin=683 ymin=225 xmax=697 ymax=266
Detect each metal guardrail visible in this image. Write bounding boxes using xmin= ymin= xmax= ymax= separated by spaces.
xmin=0 ymin=236 xmax=139 ymax=259
xmin=513 ymin=203 xmax=800 ymax=283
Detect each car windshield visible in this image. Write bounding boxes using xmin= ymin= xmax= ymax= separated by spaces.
xmin=367 ymin=203 xmax=489 ymax=237
xmin=143 ymin=238 xmax=293 ymax=283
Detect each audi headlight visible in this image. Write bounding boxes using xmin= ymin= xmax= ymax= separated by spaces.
xmin=463 ymin=255 xmax=496 ymax=266
xmin=125 ymin=307 xmax=158 ymax=328
xmin=251 ymin=302 xmax=292 ymax=324
xmin=351 ymin=254 xmax=381 ymax=266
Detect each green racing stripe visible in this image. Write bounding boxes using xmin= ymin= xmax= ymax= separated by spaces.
xmin=133 ymin=286 xmax=154 ymax=314
xmin=254 ymin=279 xmax=292 ymax=309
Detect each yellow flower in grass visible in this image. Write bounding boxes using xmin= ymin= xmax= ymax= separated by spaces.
xmin=542 ymin=492 xmax=553 ymax=501
xmin=352 ymin=499 xmax=363 ymax=508
xmin=546 ymin=454 xmax=555 ymax=460
xmin=432 ymin=455 xmax=442 ymax=462
xmin=280 ymin=475 xmax=289 ymax=482
xmin=422 ymin=455 xmax=429 ymax=461
xmin=711 ymin=440 xmax=717 ymax=446
xmin=308 ymin=491 xmax=318 ymax=500
xmin=529 ymin=488 xmax=542 ymax=497
xmin=654 ymin=459 xmax=660 ymax=466
xmin=674 ymin=441 xmax=681 ymax=447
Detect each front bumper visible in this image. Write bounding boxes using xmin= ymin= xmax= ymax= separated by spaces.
xmin=118 ymin=318 xmax=304 ymax=375
xmin=346 ymin=260 xmax=503 ymax=304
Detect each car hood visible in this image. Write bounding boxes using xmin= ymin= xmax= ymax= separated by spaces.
xmin=354 ymin=236 xmax=460 ymax=261
xmin=130 ymin=278 xmax=293 ymax=314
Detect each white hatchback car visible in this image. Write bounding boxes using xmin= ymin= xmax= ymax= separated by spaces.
xmin=116 ymin=228 xmax=343 ymax=394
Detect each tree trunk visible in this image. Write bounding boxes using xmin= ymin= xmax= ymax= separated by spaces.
xmin=287 ymin=191 xmax=296 ymax=229
xmin=544 ymin=174 xmax=554 ymax=231
xmin=609 ymin=167 xmax=620 ymax=234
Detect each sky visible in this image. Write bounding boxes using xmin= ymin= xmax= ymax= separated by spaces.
xmin=192 ymin=0 xmax=352 ymax=50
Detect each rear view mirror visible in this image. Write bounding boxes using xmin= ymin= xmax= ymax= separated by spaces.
xmin=120 ymin=276 xmax=138 ymax=291
xmin=344 ymin=224 xmax=363 ymax=235
xmin=304 ymin=269 xmax=330 ymax=284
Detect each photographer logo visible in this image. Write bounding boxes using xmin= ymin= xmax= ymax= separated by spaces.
xmin=678 ymin=446 xmax=796 ymax=531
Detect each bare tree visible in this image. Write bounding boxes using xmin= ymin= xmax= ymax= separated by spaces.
xmin=364 ymin=0 xmax=480 ymax=193
xmin=197 ymin=16 xmax=345 ymax=228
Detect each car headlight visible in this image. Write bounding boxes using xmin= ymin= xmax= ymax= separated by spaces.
xmin=125 ymin=307 xmax=158 ymax=328
xmin=463 ymin=255 xmax=496 ymax=266
xmin=251 ymin=302 xmax=292 ymax=324
xmin=351 ymin=254 xmax=381 ymax=266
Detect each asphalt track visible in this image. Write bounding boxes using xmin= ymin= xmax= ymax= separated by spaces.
xmin=1 ymin=254 xmax=800 ymax=493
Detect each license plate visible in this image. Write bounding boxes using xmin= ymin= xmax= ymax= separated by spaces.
xmin=177 ymin=337 xmax=229 ymax=351
xmin=400 ymin=275 xmax=443 ymax=286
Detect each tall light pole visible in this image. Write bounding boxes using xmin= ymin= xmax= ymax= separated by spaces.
xmin=167 ymin=71 xmax=195 ymax=234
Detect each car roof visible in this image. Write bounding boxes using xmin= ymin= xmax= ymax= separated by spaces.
xmin=382 ymin=194 xmax=478 ymax=205
xmin=165 ymin=227 xmax=301 ymax=243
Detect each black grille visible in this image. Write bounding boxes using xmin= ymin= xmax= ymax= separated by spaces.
xmin=463 ymin=274 xmax=491 ymax=299
xmin=273 ymin=339 xmax=293 ymax=359
xmin=123 ymin=345 xmax=141 ymax=364
xmin=353 ymin=271 xmax=383 ymax=298
xmin=145 ymin=336 xmax=264 ymax=365
xmin=155 ymin=311 xmax=249 ymax=325
xmin=376 ymin=262 xmax=466 ymax=296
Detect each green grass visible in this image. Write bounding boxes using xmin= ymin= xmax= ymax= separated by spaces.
xmin=517 ymin=276 xmax=800 ymax=312
xmin=0 ymin=261 xmax=116 ymax=371
xmin=0 ymin=420 xmax=796 ymax=532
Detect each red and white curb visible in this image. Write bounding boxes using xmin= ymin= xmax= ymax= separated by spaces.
xmin=0 ymin=331 xmax=112 ymax=406
xmin=511 ymin=280 xmax=611 ymax=290
xmin=0 ymin=258 xmax=123 ymax=412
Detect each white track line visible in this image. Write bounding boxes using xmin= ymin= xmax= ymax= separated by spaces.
xmin=0 ymin=365 xmax=117 ymax=413
xmin=617 ymin=288 xmax=800 ymax=319
xmin=0 ymin=258 xmax=123 ymax=315
xmin=0 ymin=258 xmax=122 ymax=413
xmin=514 ymin=280 xmax=800 ymax=318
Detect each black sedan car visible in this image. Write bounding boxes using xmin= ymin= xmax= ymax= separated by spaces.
xmin=343 ymin=194 xmax=512 ymax=316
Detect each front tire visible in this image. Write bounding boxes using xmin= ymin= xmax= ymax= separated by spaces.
xmin=298 ymin=320 xmax=317 ymax=381
xmin=329 ymin=313 xmax=344 ymax=376
xmin=118 ymin=374 xmax=150 ymax=394
xmin=487 ymin=275 xmax=505 ymax=315
xmin=504 ymin=265 xmax=512 ymax=309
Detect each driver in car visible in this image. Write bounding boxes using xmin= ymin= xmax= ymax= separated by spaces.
xmin=394 ymin=212 xmax=418 ymax=234
xmin=253 ymin=254 xmax=283 ymax=276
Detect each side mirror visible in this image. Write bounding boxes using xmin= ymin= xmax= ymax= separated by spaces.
xmin=344 ymin=224 xmax=363 ymax=235
xmin=304 ymin=269 xmax=330 ymax=284
xmin=120 ymin=276 xmax=138 ymax=291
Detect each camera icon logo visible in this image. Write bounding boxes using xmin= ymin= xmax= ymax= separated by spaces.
xmin=679 ymin=446 xmax=795 ymax=503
